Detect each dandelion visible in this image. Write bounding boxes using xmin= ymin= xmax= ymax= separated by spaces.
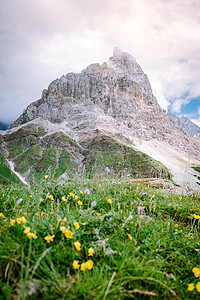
xmin=10 ymin=219 xmax=15 ymax=226
xmin=192 ymin=267 xmax=200 ymax=278
xmin=78 ymin=200 xmax=83 ymax=206
xmin=188 ymin=283 xmax=195 ymax=291
xmin=73 ymin=222 xmax=80 ymax=230
xmin=128 ymin=234 xmax=133 ymax=240
xmin=24 ymin=227 xmax=31 ymax=234
xmin=84 ymin=189 xmax=90 ymax=195
xmin=196 ymin=282 xmax=200 ymax=293
xmin=74 ymin=241 xmax=81 ymax=251
xmin=85 ymin=260 xmax=93 ymax=270
xmin=73 ymin=260 xmax=80 ymax=270
xmin=62 ymin=196 xmax=67 ymax=201
xmin=80 ymin=191 xmax=83 ymax=195
xmin=44 ymin=234 xmax=55 ymax=243
xmin=88 ymin=248 xmax=94 ymax=256
xmin=108 ymin=199 xmax=112 ymax=204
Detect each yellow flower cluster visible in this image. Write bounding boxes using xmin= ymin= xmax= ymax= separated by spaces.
xmin=44 ymin=234 xmax=55 ymax=243
xmin=16 ymin=216 xmax=27 ymax=224
xmin=0 ymin=212 xmax=5 ymax=218
xmin=72 ymin=259 xmax=93 ymax=271
xmin=108 ymin=199 xmax=112 ymax=204
xmin=73 ymin=222 xmax=80 ymax=230
xmin=60 ymin=226 xmax=73 ymax=239
xmin=193 ymin=214 xmax=200 ymax=220
xmin=188 ymin=267 xmax=200 ymax=293
xmin=88 ymin=248 xmax=94 ymax=256
xmin=74 ymin=241 xmax=81 ymax=251
xmin=24 ymin=227 xmax=37 ymax=239
xmin=46 ymin=194 xmax=54 ymax=200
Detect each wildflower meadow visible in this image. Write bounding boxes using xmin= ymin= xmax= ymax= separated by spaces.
xmin=0 ymin=176 xmax=200 ymax=299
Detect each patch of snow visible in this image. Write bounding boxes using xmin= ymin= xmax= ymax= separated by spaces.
xmin=6 ymin=159 xmax=29 ymax=187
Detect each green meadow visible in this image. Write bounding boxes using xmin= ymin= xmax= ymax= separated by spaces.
xmin=0 ymin=176 xmax=200 ymax=299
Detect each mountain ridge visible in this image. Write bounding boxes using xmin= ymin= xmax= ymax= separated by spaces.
xmin=1 ymin=48 xmax=200 ymax=188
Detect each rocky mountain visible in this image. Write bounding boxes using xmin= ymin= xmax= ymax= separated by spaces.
xmin=1 ymin=48 xmax=200 ymax=188
xmin=169 ymin=114 xmax=200 ymax=138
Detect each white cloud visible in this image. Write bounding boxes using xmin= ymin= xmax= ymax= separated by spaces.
xmin=0 ymin=0 xmax=200 ymax=122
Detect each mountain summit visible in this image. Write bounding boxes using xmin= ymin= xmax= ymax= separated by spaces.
xmin=1 ymin=49 xmax=200 ymax=187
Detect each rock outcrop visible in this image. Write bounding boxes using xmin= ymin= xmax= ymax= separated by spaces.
xmin=1 ymin=48 xmax=199 ymax=188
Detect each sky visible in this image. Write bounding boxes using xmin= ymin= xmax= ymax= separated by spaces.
xmin=0 ymin=0 xmax=200 ymax=126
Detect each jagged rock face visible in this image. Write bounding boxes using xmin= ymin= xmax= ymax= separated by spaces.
xmin=11 ymin=47 xmax=158 ymax=127
xmin=11 ymin=48 xmax=200 ymax=161
xmin=169 ymin=114 xmax=200 ymax=139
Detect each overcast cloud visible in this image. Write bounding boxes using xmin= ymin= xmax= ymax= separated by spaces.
xmin=0 ymin=0 xmax=200 ymax=125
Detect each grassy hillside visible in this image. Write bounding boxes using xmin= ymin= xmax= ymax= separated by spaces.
xmin=0 ymin=177 xmax=200 ymax=299
xmin=0 ymin=156 xmax=22 ymax=185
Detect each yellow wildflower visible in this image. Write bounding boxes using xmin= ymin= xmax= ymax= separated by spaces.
xmin=69 ymin=192 xmax=75 ymax=198
xmin=80 ymin=191 xmax=83 ymax=195
xmin=196 ymin=282 xmax=200 ymax=293
xmin=57 ymin=218 xmax=62 ymax=222
xmin=48 ymin=195 xmax=54 ymax=200
xmin=188 ymin=283 xmax=194 ymax=291
xmin=192 ymin=267 xmax=200 ymax=278
xmin=85 ymin=260 xmax=93 ymax=270
xmin=10 ymin=219 xmax=15 ymax=226
xmin=64 ymin=229 xmax=73 ymax=239
xmin=60 ymin=226 xmax=67 ymax=233
xmin=63 ymin=217 xmax=67 ymax=222
xmin=108 ymin=199 xmax=112 ymax=204
xmin=16 ymin=217 xmax=22 ymax=224
xmin=73 ymin=260 xmax=80 ymax=269
xmin=78 ymin=200 xmax=83 ymax=206
xmin=128 ymin=234 xmax=133 ymax=240
xmin=74 ymin=241 xmax=81 ymax=251
xmin=75 ymin=195 xmax=78 ymax=200
xmin=62 ymin=196 xmax=67 ymax=201
xmin=41 ymin=211 xmax=45 ymax=216
xmin=44 ymin=234 xmax=55 ymax=243
xmin=24 ymin=227 xmax=31 ymax=234
xmin=81 ymin=262 xmax=86 ymax=271
xmin=96 ymin=213 xmax=101 ymax=216
xmin=193 ymin=214 xmax=200 ymax=219
xmin=73 ymin=222 xmax=80 ymax=230
xmin=0 ymin=213 xmax=5 ymax=218
xmin=21 ymin=216 xmax=27 ymax=223
xmin=44 ymin=175 xmax=48 ymax=178
xmin=27 ymin=232 xmax=37 ymax=239
xmin=88 ymin=248 xmax=94 ymax=256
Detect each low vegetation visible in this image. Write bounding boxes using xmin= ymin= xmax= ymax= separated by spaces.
xmin=0 ymin=175 xmax=200 ymax=299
